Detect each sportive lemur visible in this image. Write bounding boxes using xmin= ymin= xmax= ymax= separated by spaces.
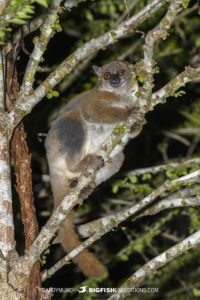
xmin=45 ymin=60 xmax=139 ymax=277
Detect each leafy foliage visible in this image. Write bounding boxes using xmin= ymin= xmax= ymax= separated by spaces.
xmin=0 ymin=0 xmax=49 ymax=43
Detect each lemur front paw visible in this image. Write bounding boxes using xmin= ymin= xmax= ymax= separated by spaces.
xmin=128 ymin=107 xmax=146 ymax=136
xmin=79 ymin=154 xmax=104 ymax=173
xmin=130 ymin=106 xmax=145 ymax=121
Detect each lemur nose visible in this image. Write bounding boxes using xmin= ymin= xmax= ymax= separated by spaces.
xmin=110 ymin=74 xmax=120 ymax=85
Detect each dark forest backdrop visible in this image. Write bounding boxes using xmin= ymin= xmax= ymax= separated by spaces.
xmin=0 ymin=0 xmax=200 ymax=299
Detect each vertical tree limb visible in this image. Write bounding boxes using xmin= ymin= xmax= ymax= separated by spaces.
xmin=11 ymin=124 xmax=41 ymax=300
xmin=21 ymin=0 xmax=62 ymax=95
xmin=0 ymin=49 xmax=5 ymax=111
xmin=6 ymin=45 xmax=41 ymax=299
xmin=0 ymin=131 xmax=15 ymax=257
xmin=0 ymin=40 xmax=15 ymax=259
xmin=142 ymin=0 xmax=183 ymax=106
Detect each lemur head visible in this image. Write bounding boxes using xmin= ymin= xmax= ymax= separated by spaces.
xmin=93 ymin=60 xmax=136 ymax=93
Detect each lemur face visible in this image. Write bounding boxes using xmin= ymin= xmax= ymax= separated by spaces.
xmin=93 ymin=61 xmax=135 ymax=92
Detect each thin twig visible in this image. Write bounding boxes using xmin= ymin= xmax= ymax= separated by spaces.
xmin=151 ymin=66 xmax=200 ymax=107
xmin=20 ymin=0 xmax=62 ymax=94
xmin=108 ymin=227 xmax=200 ymax=299
xmin=142 ymin=0 xmax=183 ymax=107
xmin=78 ymin=195 xmax=200 ymax=238
xmin=125 ymin=157 xmax=200 ymax=177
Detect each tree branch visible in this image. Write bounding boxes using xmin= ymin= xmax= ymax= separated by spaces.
xmin=11 ymin=123 xmax=41 ymax=300
xmin=0 ymin=49 xmax=5 ymax=111
xmin=64 ymin=0 xmax=95 ymax=10
xmin=125 ymin=157 xmax=200 ymax=176
xmin=60 ymin=1 xmax=141 ymax=94
xmin=8 ymin=0 xmax=166 ymax=128
xmin=152 ymin=66 xmax=200 ymax=107
xmin=0 ymin=131 xmax=15 ymax=257
xmin=108 ymin=227 xmax=200 ymax=299
xmin=78 ymin=195 xmax=200 ymax=238
xmin=20 ymin=0 xmax=62 ymax=95
xmin=142 ymin=0 xmax=183 ymax=107
xmin=41 ymin=169 xmax=200 ymax=281
xmin=4 ymin=15 xmax=45 ymax=55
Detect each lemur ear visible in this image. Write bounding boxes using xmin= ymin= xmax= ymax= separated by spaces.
xmin=92 ymin=65 xmax=102 ymax=76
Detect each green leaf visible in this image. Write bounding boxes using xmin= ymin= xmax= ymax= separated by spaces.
xmin=52 ymin=90 xmax=59 ymax=97
xmin=24 ymin=5 xmax=35 ymax=14
xmin=128 ymin=175 xmax=138 ymax=184
xmin=34 ymin=0 xmax=48 ymax=8
xmin=193 ymin=288 xmax=200 ymax=297
xmin=112 ymin=184 xmax=119 ymax=194
xmin=85 ymin=10 xmax=94 ymax=21
xmin=154 ymin=66 xmax=160 ymax=74
xmin=142 ymin=173 xmax=152 ymax=181
xmin=182 ymin=0 xmax=190 ymax=9
xmin=11 ymin=18 xmax=27 ymax=24
xmin=174 ymin=90 xmax=186 ymax=98
xmin=135 ymin=91 xmax=140 ymax=97
xmin=138 ymin=76 xmax=145 ymax=83
xmin=47 ymin=90 xmax=59 ymax=99
xmin=17 ymin=11 xmax=31 ymax=19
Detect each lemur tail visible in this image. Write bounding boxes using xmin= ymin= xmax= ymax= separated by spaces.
xmin=58 ymin=213 xmax=107 ymax=278
xmin=51 ymin=173 xmax=107 ymax=278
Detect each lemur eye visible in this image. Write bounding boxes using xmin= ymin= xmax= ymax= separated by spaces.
xmin=119 ymin=69 xmax=126 ymax=76
xmin=103 ymin=72 xmax=111 ymax=80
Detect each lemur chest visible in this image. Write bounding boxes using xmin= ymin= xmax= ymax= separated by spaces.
xmin=87 ymin=123 xmax=115 ymax=153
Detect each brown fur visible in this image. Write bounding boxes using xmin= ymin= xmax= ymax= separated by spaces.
xmin=58 ymin=214 xmax=106 ymax=278
xmin=82 ymin=90 xmax=131 ymax=123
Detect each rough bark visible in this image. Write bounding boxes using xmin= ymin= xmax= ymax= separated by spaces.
xmin=11 ymin=123 xmax=41 ymax=300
